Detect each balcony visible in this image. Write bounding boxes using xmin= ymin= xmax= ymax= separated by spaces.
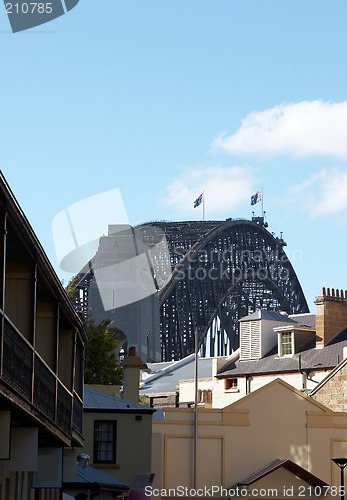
xmin=1 ymin=316 xmax=82 ymax=439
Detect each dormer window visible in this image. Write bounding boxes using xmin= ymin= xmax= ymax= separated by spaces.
xmin=279 ymin=331 xmax=293 ymax=356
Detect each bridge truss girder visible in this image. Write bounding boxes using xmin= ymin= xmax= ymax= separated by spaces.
xmin=158 ymin=219 xmax=308 ymax=361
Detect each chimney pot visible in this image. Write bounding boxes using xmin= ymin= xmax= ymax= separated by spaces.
xmin=316 ymin=286 xmax=347 ymax=347
xmin=128 ymin=346 xmax=137 ymax=357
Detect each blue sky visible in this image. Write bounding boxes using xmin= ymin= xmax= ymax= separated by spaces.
xmin=1 ymin=0 xmax=347 ymax=309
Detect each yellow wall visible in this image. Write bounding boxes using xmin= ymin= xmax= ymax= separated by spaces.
xmin=83 ymin=410 xmax=153 ymax=486
xmin=152 ymin=379 xmax=347 ymax=492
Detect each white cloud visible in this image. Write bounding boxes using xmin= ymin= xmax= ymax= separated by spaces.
xmin=213 ymin=101 xmax=347 ymax=158
xmin=290 ymin=167 xmax=347 ymax=217
xmin=160 ymin=166 xmax=256 ymax=217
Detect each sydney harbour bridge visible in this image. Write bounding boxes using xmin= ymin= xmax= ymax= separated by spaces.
xmin=74 ymin=216 xmax=309 ymax=362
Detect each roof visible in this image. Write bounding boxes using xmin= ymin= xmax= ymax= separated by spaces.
xmin=140 ymin=354 xmax=225 ymax=395
xmin=64 ymin=464 xmax=129 ymax=490
xmin=233 ymin=459 xmax=329 ymax=488
xmin=288 ymin=313 xmax=316 ymax=328
xmin=217 ymin=327 xmax=347 ymax=377
xmin=240 ymin=310 xmax=297 ymax=322
xmin=83 ymin=388 xmax=155 ymax=413
xmin=146 ymin=361 xmax=174 ymax=373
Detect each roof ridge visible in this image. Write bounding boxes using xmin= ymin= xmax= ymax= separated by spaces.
xmin=236 ymin=458 xmax=328 ymax=488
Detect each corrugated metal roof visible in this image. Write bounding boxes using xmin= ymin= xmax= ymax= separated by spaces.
xmin=84 ymin=388 xmax=155 ymax=413
xmin=217 ymin=328 xmax=347 ymax=376
xmin=146 ymin=361 xmax=173 ymax=373
xmin=65 ymin=464 xmax=129 ymax=489
xmin=140 ymin=356 xmax=224 ymax=395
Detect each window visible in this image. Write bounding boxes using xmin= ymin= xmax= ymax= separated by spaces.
xmin=280 ymin=331 xmax=293 ymax=356
xmin=93 ymin=420 xmax=117 ymax=463
xmin=225 ymin=378 xmax=238 ymax=390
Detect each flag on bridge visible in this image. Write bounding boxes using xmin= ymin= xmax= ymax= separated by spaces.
xmin=194 ymin=192 xmax=204 ymax=208
xmin=251 ymin=190 xmax=263 ymax=206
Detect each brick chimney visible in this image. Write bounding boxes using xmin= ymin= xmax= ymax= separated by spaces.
xmin=315 ymin=287 xmax=347 ymax=346
xmin=122 ymin=346 xmax=147 ymax=403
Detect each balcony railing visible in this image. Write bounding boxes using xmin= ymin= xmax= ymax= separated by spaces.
xmin=73 ymin=394 xmax=83 ymax=434
xmin=57 ymin=382 xmax=72 ymax=435
xmin=3 ymin=321 xmax=32 ymax=400
xmin=34 ymin=355 xmax=56 ymax=421
xmin=1 ymin=317 xmax=81 ymax=440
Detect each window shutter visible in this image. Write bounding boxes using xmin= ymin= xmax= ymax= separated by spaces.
xmin=240 ymin=321 xmax=261 ymax=360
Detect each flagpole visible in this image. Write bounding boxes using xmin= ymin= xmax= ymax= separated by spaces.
xmin=261 ymin=187 xmax=264 ymax=216
xmin=202 ymin=194 xmax=205 ymax=221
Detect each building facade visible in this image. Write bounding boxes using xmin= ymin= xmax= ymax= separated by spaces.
xmin=141 ymin=289 xmax=347 ymax=410
xmin=82 ymin=387 xmax=155 ymax=486
xmin=214 ymin=289 xmax=347 ymax=407
xmin=151 ymin=379 xmax=347 ymax=498
xmin=0 ymin=173 xmax=86 ymax=500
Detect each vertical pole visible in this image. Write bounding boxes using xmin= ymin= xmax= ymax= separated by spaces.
xmin=261 ymin=188 xmax=264 ymax=216
xmin=332 ymin=459 xmax=347 ymax=500
xmin=202 ymin=193 xmax=205 ymax=221
xmin=341 ymin=465 xmax=345 ymax=500
xmin=0 ymin=212 xmax=7 ymax=379
xmin=193 ymin=326 xmax=199 ymax=488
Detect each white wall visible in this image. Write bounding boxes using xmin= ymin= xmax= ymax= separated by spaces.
xmin=212 ymin=370 xmax=331 ymax=408
xmin=179 ymin=379 xmax=213 ymax=405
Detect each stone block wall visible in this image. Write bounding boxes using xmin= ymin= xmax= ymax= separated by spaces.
xmin=311 ymin=363 xmax=347 ymax=412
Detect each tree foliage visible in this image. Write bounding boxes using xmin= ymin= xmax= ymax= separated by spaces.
xmin=64 ymin=276 xmax=123 ymax=385
xmin=65 ymin=274 xmax=80 ymax=305
xmin=84 ymin=319 xmax=123 ymax=385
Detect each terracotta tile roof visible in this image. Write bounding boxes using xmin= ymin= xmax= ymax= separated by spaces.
xmin=232 ymin=459 xmax=329 ymax=488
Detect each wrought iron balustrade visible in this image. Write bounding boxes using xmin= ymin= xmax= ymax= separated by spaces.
xmin=73 ymin=394 xmax=83 ymax=434
xmin=57 ymin=383 xmax=72 ymax=435
xmin=33 ymin=355 xmax=56 ymax=421
xmin=3 ymin=320 xmax=32 ymax=400
xmin=1 ymin=317 xmax=76 ymax=439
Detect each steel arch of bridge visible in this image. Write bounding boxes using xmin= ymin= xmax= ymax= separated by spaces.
xmin=153 ymin=218 xmax=309 ymax=361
